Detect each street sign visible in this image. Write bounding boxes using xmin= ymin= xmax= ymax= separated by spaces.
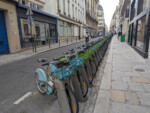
xmin=27 ymin=16 xmax=34 ymax=27
xmin=26 ymin=8 xmax=34 ymax=27
xmin=26 ymin=8 xmax=33 ymax=16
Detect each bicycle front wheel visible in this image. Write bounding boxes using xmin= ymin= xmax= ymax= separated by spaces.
xmin=35 ymin=73 xmax=47 ymax=94
xmin=66 ymin=84 xmax=79 ymax=113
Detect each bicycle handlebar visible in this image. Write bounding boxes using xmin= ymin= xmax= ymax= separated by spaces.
xmin=42 ymin=63 xmax=50 ymax=66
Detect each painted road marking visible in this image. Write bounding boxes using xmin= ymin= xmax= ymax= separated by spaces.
xmin=13 ymin=92 xmax=32 ymax=105
xmin=32 ymin=91 xmax=39 ymax=97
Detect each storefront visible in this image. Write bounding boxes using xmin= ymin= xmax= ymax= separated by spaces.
xmin=128 ymin=0 xmax=150 ymax=58
xmin=58 ymin=19 xmax=82 ymax=41
xmin=17 ymin=4 xmax=58 ymax=48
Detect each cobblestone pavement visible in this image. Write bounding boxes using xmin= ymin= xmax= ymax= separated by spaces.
xmin=93 ymin=35 xmax=150 ymax=113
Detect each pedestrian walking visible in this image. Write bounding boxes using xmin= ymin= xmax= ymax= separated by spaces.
xmin=85 ymin=32 xmax=89 ymax=46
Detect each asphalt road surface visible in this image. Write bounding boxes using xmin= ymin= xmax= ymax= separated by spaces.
xmin=0 ymin=37 xmax=103 ymax=113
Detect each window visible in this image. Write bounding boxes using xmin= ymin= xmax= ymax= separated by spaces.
xmin=50 ymin=25 xmax=56 ymax=37
xmin=72 ymin=5 xmax=74 ymax=18
xmin=75 ymin=7 xmax=77 ymax=19
xmin=22 ymin=0 xmax=26 ymax=4
xmin=57 ymin=0 xmax=60 ymax=12
xmin=37 ymin=5 xmax=43 ymax=11
xmin=63 ymin=0 xmax=65 ymax=13
xmin=35 ymin=26 xmax=40 ymax=37
xmin=138 ymin=0 xmax=148 ymax=14
xmin=130 ymin=0 xmax=136 ymax=20
xmin=59 ymin=21 xmax=64 ymax=36
xmin=64 ymin=22 xmax=68 ymax=36
xmin=30 ymin=2 xmax=36 ymax=9
xmin=68 ymin=23 xmax=72 ymax=36
xmin=136 ymin=16 xmax=146 ymax=50
xmin=23 ymin=24 xmax=29 ymax=36
xmin=68 ymin=0 xmax=70 ymax=16
xmin=21 ymin=18 xmax=52 ymax=45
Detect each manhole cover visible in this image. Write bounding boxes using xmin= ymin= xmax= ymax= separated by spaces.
xmin=135 ymin=69 xmax=145 ymax=72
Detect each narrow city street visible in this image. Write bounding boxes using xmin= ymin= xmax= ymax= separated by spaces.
xmin=2 ymin=35 xmax=150 ymax=113
xmin=0 ymin=38 xmax=100 ymax=113
xmin=1 ymin=0 xmax=150 ymax=113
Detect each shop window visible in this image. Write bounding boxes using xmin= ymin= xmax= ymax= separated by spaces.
xmin=35 ymin=26 xmax=40 ymax=37
xmin=50 ymin=24 xmax=56 ymax=37
xmin=20 ymin=18 xmax=51 ymax=47
xmin=64 ymin=22 xmax=68 ymax=36
xmin=23 ymin=24 xmax=29 ymax=36
xmin=68 ymin=23 xmax=72 ymax=36
xmin=136 ymin=16 xmax=146 ymax=50
xmin=128 ymin=24 xmax=134 ymax=45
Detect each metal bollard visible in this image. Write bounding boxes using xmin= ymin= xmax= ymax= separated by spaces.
xmin=59 ymin=39 xmax=60 ymax=46
xmin=35 ymin=42 xmax=37 ymax=53
xmin=49 ymin=40 xmax=51 ymax=48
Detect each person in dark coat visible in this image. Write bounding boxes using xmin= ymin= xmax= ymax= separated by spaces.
xmin=85 ymin=32 xmax=89 ymax=45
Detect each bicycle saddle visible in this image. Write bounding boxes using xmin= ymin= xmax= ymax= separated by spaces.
xmin=55 ymin=60 xmax=70 ymax=68
xmin=37 ymin=58 xmax=47 ymax=63
xmin=82 ymin=45 xmax=86 ymax=47
xmin=76 ymin=46 xmax=81 ymax=49
xmin=63 ymin=52 xmax=69 ymax=55
xmin=53 ymin=58 xmax=59 ymax=61
xmin=69 ymin=49 xmax=75 ymax=52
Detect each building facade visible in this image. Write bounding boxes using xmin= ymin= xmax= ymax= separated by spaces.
xmin=57 ymin=0 xmax=86 ymax=42
xmin=0 ymin=0 xmax=21 ymax=54
xmin=110 ymin=0 xmax=123 ymax=34
xmin=97 ymin=4 xmax=105 ymax=33
xmin=86 ymin=0 xmax=99 ymax=34
xmin=120 ymin=0 xmax=130 ymax=41
xmin=110 ymin=6 xmax=120 ymax=33
xmin=17 ymin=0 xmax=58 ymax=49
xmin=128 ymin=0 xmax=150 ymax=58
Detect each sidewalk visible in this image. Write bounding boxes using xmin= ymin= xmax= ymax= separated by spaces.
xmin=0 ymin=39 xmax=84 ymax=66
xmin=93 ymin=35 xmax=150 ymax=113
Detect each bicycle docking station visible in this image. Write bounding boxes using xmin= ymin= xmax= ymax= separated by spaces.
xmin=35 ymin=35 xmax=113 ymax=113
xmin=71 ymin=71 xmax=88 ymax=102
xmin=54 ymin=79 xmax=72 ymax=113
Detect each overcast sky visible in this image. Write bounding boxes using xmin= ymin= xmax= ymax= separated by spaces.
xmin=99 ymin=0 xmax=119 ymax=29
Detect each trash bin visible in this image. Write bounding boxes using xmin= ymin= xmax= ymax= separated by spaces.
xmin=121 ymin=35 xmax=125 ymax=42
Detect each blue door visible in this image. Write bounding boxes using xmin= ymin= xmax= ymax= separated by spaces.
xmin=0 ymin=11 xmax=9 ymax=54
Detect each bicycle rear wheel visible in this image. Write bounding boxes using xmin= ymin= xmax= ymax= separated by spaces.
xmin=84 ymin=62 xmax=93 ymax=84
xmin=77 ymin=72 xmax=88 ymax=97
xmin=66 ymin=84 xmax=79 ymax=113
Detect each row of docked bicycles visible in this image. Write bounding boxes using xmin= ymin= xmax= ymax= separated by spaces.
xmin=34 ymin=35 xmax=112 ymax=113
